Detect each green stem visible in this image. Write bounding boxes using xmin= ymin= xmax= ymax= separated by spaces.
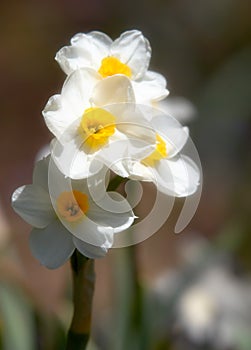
xmin=65 ymin=331 xmax=89 ymax=350
xmin=107 ymin=175 xmax=127 ymax=192
xmin=113 ymin=245 xmax=149 ymax=350
xmin=66 ymin=250 xmax=95 ymax=350
xmin=65 ymin=175 xmax=126 ymax=349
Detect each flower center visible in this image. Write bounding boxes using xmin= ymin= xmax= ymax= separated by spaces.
xmin=56 ymin=190 xmax=89 ymax=223
xmin=142 ymin=134 xmax=167 ymax=167
xmin=98 ymin=56 xmax=132 ymax=78
xmin=79 ymin=107 xmax=116 ymax=151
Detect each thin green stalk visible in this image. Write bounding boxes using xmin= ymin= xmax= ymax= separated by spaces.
xmin=65 ymin=250 xmax=95 ymax=350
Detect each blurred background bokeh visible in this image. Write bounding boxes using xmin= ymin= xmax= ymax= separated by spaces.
xmin=0 ymin=0 xmax=251 ymax=349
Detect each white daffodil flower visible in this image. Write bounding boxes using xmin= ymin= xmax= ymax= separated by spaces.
xmin=43 ymin=69 xmax=156 ymax=179
xmin=112 ymin=113 xmax=200 ymax=197
xmin=11 ymin=156 xmax=135 ymax=269
xmin=55 ymin=30 xmax=169 ymax=105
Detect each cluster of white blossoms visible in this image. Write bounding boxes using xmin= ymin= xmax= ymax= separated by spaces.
xmin=12 ymin=30 xmax=200 ymax=268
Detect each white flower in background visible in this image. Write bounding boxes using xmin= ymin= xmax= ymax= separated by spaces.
xmin=178 ymin=287 xmax=217 ymax=342
xmin=156 ymin=96 xmax=197 ymax=124
xmin=112 ymin=113 xmax=200 ymax=197
xmin=152 ymin=237 xmax=251 ymax=350
xmin=43 ymin=69 xmax=156 ymax=179
xmin=55 ymin=30 xmax=169 ymax=105
xmin=11 ymin=156 xmax=135 ymax=268
xmin=177 ymin=266 xmax=251 ymax=348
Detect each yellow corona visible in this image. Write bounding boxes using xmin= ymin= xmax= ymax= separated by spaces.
xmin=98 ymin=56 xmax=132 ymax=78
xmin=56 ymin=190 xmax=89 ymax=223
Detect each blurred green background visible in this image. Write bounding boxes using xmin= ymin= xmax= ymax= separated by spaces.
xmin=0 ymin=0 xmax=251 ymax=349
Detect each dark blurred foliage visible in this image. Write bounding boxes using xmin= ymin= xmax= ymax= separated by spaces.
xmin=0 ymin=0 xmax=251 ymax=349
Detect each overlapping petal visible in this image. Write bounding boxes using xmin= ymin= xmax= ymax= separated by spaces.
xmin=50 ymin=136 xmax=104 ymax=179
xmin=87 ymin=191 xmax=135 ymax=233
xmin=151 ymin=115 xmax=189 ymax=158
xmin=132 ymin=71 xmax=169 ymax=104
xmin=73 ymin=236 xmax=111 ymax=259
xmin=12 ymin=184 xmax=54 ymax=228
xmin=111 ymin=30 xmax=151 ymax=80
xmin=55 ymin=31 xmax=112 ymax=74
xmin=91 ymin=75 xmax=135 ymax=106
xmin=29 ymin=220 xmax=75 ymax=269
xmin=32 ymin=155 xmax=50 ymax=190
xmin=43 ymin=68 xmax=99 ymax=140
xmin=153 ymin=155 xmax=200 ymax=197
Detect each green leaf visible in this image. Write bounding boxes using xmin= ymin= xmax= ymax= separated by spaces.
xmin=0 ymin=283 xmax=36 ymax=350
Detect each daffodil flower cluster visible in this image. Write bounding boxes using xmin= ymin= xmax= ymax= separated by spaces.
xmin=12 ymin=30 xmax=200 ymax=269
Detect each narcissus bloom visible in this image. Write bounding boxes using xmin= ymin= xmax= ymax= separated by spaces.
xmin=55 ymin=30 xmax=168 ymax=105
xmin=112 ymin=113 xmax=200 ymax=197
xmin=43 ymin=69 xmax=156 ymax=179
xmin=11 ymin=156 xmax=134 ymax=268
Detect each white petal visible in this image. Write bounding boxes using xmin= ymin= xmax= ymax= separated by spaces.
xmin=95 ymin=136 xmax=130 ymax=171
xmin=91 ymin=75 xmax=135 ymax=106
xmin=73 ymin=236 xmax=112 ymax=259
xmin=151 ymin=115 xmax=189 ymax=157
xmin=32 ymin=156 xmax=50 ymax=190
xmin=109 ymin=160 xmax=131 ymax=178
xmin=112 ymin=159 xmax=153 ymax=181
xmin=59 ymin=191 xmax=134 ymax=248
xmin=88 ymin=191 xmax=135 ymax=233
xmin=78 ymin=165 xmax=110 ymax=202
xmin=153 ymin=156 xmax=200 ymax=197
xmin=59 ymin=215 xmax=114 ymax=248
xmin=12 ymin=185 xmax=54 ymax=228
xmin=71 ymin=31 xmax=112 ymax=48
xmin=111 ymin=30 xmax=151 ymax=80
xmin=61 ymin=68 xmax=100 ymax=116
xmin=49 ymin=157 xmax=109 ymax=204
xmin=105 ymin=103 xmax=156 ymax=145
xmin=29 ymin=220 xmax=75 ymax=269
xmin=47 ymin=152 xmax=73 ymax=201
xmin=55 ymin=46 xmax=89 ymax=75
xmin=132 ymin=71 xmax=169 ymax=104
xmin=42 ymin=94 xmax=76 ymax=140
xmin=51 ymin=137 xmax=102 ymax=179
xmin=43 ymin=69 xmax=99 ymax=140
xmin=96 ymin=136 xmax=155 ymax=173
xmin=55 ymin=31 xmax=112 ymax=74
xmin=145 ymin=70 xmax=167 ymax=88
